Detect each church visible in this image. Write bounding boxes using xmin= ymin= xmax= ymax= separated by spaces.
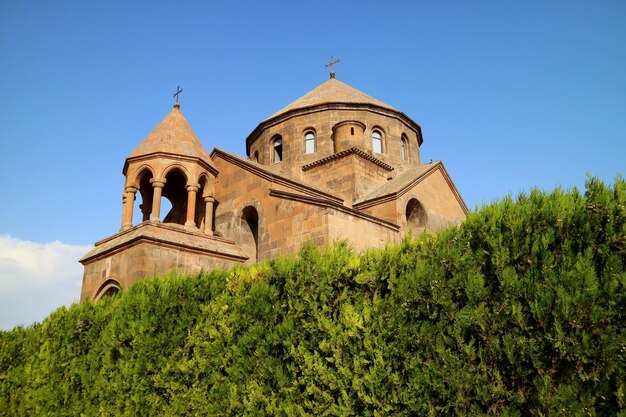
xmin=80 ymin=70 xmax=468 ymax=301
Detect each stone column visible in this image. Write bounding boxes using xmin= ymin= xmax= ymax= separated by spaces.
xmin=140 ymin=202 xmax=151 ymax=222
xmin=150 ymin=179 xmax=166 ymax=223
xmin=121 ymin=186 xmax=137 ymax=231
xmin=185 ymin=184 xmax=199 ymax=228
xmin=203 ymin=196 xmax=215 ymax=235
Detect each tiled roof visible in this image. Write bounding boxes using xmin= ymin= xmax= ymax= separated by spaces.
xmin=355 ymin=162 xmax=440 ymax=205
xmin=127 ymin=104 xmax=215 ymax=169
xmin=266 ymin=78 xmax=399 ymax=120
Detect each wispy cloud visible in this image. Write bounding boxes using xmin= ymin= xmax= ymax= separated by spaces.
xmin=0 ymin=235 xmax=92 ymax=330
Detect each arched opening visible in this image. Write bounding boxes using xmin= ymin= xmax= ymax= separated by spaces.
xmin=241 ymin=206 xmax=259 ymax=262
xmin=132 ymin=168 xmax=154 ymax=225
xmin=253 ymin=150 xmax=259 ymax=162
xmin=94 ymin=279 xmax=122 ymax=301
xmin=406 ymin=198 xmax=427 ymax=234
xmin=272 ymin=136 xmax=283 ymax=163
xmin=162 ymin=168 xmax=188 ymax=225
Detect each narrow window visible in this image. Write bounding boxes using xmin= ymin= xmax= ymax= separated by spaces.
xmin=253 ymin=150 xmax=259 ymax=162
xmin=372 ymin=129 xmax=382 ymax=153
xmin=351 ymin=127 xmax=354 ymax=135
xmin=273 ymin=136 xmax=283 ymax=163
xmin=401 ymin=135 xmax=407 ymax=160
xmin=304 ymin=131 xmax=315 ymax=154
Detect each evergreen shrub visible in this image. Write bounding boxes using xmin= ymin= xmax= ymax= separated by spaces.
xmin=1 ymin=177 xmax=624 ymax=416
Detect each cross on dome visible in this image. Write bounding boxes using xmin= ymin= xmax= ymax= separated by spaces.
xmin=325 ymin=56 xmax=341 ymax=79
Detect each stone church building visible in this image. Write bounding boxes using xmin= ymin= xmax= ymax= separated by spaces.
xmin=80 ymin=74 xmax=468 ymax=301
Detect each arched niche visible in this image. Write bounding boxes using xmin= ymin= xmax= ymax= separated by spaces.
xmin=241 ymin=205 xmax=259 ymax=262
xmin=405 ymin=198 xmax=427 ymax=234
xmin=94 ymin=278 xmax=122 ymax=301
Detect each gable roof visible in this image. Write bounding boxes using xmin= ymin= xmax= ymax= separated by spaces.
xmin=354 ymin=161 xmax=469 ymax=214
xmin=210 ymin=148 xmax=401 ymax=231
xmin=127 ymin=104 xmax=215 ymax=169
xmin=267 ymin=77 xmax=399 ymax=120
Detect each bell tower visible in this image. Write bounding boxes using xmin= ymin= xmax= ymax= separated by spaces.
xmin=79 ymin=101 xmax=247 ymax=301
xmin=121 ymin=101 xmax=218 ymax=233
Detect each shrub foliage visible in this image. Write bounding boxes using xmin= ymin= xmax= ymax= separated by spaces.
xmin=1 ymin=177 xmax=625 ymax=416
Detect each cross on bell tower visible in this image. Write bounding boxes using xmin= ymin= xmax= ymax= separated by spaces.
xmin=173 ymin=85 xmax=183 ymax=103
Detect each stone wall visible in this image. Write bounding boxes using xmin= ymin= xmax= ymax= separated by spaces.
xmin=248 ymin=108 xmax=421 ymax=180
xmin=212 ymin=154 xmax=336 ymax=262
xmin=325 ymin=209 xmax=400 ymax=251
xmin=303 ymin=153 xmax=391 ymax=207
xmin=80 ymin=224 xmax=246 ymax=301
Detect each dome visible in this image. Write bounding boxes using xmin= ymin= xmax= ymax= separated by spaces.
xmin=266 ymin=77 xmax=399 ymax=121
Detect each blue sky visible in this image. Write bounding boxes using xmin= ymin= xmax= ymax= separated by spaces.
xmin=1 ymin=0 xmax=624 ymax=329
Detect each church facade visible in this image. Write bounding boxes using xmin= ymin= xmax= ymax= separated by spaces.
xmin=80 ymin=75 xmax=468 ymax=301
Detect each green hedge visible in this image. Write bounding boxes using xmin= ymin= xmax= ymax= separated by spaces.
xmin=1 ymin=176 xmax=624 ymax=416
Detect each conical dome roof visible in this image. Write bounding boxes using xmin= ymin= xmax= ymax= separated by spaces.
xmin=127 ymin=104 xmax=214 ymax=168
xmin=266 ymin=77 xmax=399 ymax=120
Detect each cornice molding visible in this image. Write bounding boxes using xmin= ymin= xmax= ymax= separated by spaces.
xmin=269 ymin=189 xmax=400 ymax=232
xmin=301 ymin=147 xmax=395 ymax=172
xmin=123 ymin=151 xmax=219 ymax=177
xmin=80 ymin=222 xmax=247 ymax=265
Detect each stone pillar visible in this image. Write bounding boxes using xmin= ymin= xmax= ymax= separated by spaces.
xmin=121 ymin=186 xmax=137 ymax=231
xmin=203 ymin=196 xmax=215 ymax=235
xmin=150 ymin=179 xmax=166 ymax=223
xmin=185 ymin=185 xmax=199 ymax=228
xmin=140 ymin=202 xmax=151 ymax=222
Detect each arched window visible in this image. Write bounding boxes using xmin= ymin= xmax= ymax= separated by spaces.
xmin=304 ymin=131 xmax=315 ymax=154
xmin=372 ymin=129 xmax=383 ymax=154
xmin=273 ymin=136 xmax=283 ymax=163
xmin=401 ymin=135 xmax=408 ymax=160
xmin=253 ymin=150 xmax=259 ymax=162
